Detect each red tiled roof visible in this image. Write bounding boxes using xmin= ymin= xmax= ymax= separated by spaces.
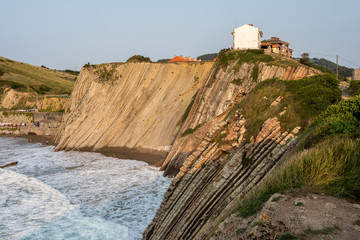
xmin=168 ymin=56 xmax=193 ymax=62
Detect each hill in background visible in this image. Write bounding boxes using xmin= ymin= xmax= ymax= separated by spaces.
xmin=197 ymin=53 xmax=218 ymax=61
xmin=0 ymin=56 xmax=76 ymax=95
xmin=293 ymin=57 xmax=354 ymax=78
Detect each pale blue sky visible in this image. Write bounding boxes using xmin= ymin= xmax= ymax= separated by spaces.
xmin=0 ymin=0 xmax=359 ymax=70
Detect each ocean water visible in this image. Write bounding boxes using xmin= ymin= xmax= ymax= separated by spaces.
xmin=0 ymin=137 xmax=171 ymax=240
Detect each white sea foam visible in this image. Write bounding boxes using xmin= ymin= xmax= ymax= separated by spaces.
xmin=0 ymin=169 xmax=74 ymax=240
xmin=0 ymin=137 xmax=171 ymax=240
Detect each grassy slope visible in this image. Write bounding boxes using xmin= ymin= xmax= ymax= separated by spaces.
xmin=236 ymin=95 xmax=360 ymax=218
xmin=0 ymin=56 xmax=75 ymax=95
xmin=225 ymin=74 xmax=342 ymax=142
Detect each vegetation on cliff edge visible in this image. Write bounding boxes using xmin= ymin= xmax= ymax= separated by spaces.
xmin=236 ymin=96 xmax=360 ymax=218
xmin=126 ymin=55 xmax=151 ymax=63
xmin=349 ymin=80 xmax=360 ymax=96
xmin=227 ymin=74 xmax=342 ymax=141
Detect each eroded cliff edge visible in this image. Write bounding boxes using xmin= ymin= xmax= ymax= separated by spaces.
xmin=55 ymin=61 xmax=214 ymax=159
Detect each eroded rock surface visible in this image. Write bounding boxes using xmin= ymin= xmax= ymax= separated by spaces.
xmin=212 ymin=193 xmax=360 ymax=240
xmin=55 ymin=62 xmax=213 ymax=154
xmin=145 ymin=59 xmax=319 ymax=239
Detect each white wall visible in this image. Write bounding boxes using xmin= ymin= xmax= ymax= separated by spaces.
xmin=232 ymin=24 xmax=260 ymax=50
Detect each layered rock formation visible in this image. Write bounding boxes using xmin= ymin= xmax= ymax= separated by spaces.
xmin=144 ymin=57 xmax=320 ymax=239
xmin=55 ymin=62 xmax=213 ymax=155
xmin=161 ymin=61 xmax=318 ymax=175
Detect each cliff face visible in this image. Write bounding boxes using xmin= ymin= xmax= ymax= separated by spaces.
xmin=144 ymin=55 xmax=320 ymax=239
xmin=161 ymin=61 xmax=319 ymax=176
xmin=55 ymin=62 xmax=213 ymax=154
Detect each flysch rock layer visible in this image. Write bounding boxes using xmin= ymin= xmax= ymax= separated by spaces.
xmin=55 ymin=62 xmax=213 ymax=153
xmin=144 ymin=116 xmax=301 ymax=239
xmin=161 ymin=62 xmax=318 ymax=176
xmin=144 ymin=59 xmax=319 ymax=239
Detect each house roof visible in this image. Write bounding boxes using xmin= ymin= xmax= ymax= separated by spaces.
xmin=261 ymin=37 xmax=289 ymax=46
xmin=168 ymin=56 xmax=194 ymax=62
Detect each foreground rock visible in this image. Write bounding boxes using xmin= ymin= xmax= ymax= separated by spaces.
xmin=212 ymin=193 xmax=360 ymax=240
xmin=0 ymin=161 xmax=18 ymax=168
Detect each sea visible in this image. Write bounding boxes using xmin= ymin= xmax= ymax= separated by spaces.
xmin=0 ymin=137 xmax=171 ymax=240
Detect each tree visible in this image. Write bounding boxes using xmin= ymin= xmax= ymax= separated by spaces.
xmin=126 ymin=55 xmax=151 ymax=63
xmin=300 ymin=53 xmax=310 ymax=65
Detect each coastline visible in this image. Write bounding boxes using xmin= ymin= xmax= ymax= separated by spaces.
xmin=0 ymin=134 xmax=165 ymax=166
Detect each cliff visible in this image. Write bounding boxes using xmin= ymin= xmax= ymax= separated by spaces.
xmin=161 ymin=53 xmax=319 ymax=176
xmin=143 ymin=51 xmax=344 ymax=239
xmin=55 ymin=62 xmax=214 ymax=157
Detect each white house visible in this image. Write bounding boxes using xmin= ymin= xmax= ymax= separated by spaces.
xmin=231 ymin=24 xmax=261 ymax=50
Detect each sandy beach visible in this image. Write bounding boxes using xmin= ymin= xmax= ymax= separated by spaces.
xmin=0 ymin=134 xmax=165 ymax=166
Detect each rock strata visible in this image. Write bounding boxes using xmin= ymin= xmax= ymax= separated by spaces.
xmin=144 ymin=116 xmax=301 ymax=239
xmin=55 ymin=62 xmax=214 ymax=154
xmin=145 ymin=59 xmax=319 ymax=239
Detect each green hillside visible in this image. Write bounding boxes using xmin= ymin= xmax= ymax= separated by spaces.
xmin=0 ymin=56 xmax=75 ymax=95
xmin=293 ymin=57 xmax=353 ymax=78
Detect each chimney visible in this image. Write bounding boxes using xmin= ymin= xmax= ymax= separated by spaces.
xmin=248 ymin=24 xmax=253 ymax=26
xmin=271 ymin=37 xmax=279 ymax=40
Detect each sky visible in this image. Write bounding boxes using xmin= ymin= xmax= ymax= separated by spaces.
xmin=1 ymin=0 xmax=359 ymax=70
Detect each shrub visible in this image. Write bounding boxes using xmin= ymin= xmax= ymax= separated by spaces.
xmin=157 ymin=59 xmax=171 ymax=63
xmin=83 ymin=63 xmax=96 ymax=69
xmin=64 ymin=69 xmax=80 ymax=76
xmin=30 ymin=84 xmax=52 ymax=94
xmin=236 ymin=136 xmax=360 ymax=218
xmin=285 ymin=74 xmax=341 ymax=118
xmin=304 ymin=95 xmax=360 ymax=148
xmin=349 ymin=81 xmax=360 ymax=95
xmin=126 ymin=55 xmax=151 ymax=63
xmin=96 ymin=66 xmax=115 ymax=83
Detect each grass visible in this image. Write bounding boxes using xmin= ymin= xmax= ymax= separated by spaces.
xmin=251 ymin=221 xmax=264 ymax=227
xmin=217 ymin=49 xmax=274 ymax=69
xmin=252 ymin=64 xmax=259 ymax=82
xmin=271 ymin=196 xmax=280 ymax=202
xmin=226 ymin=74 xmax=341 ymax=142
xmin=277 ymin=233 xmax=298 ymax=240
xmin=305 ymin=225 xmax=340 ymax=235
xmin=181 ymin=124 xmax=203 ymax=137
xmin=236 ymin=135 xmax=360 ymax=218
xmin=236 ymin=228 xmax=246 ymax=235
xmin=2 ymin=111 xmax=34 ymax=119
xmin=0 ymin=56 xmax=75 ymax=94
xmin=217 ymin=49 xmax=307 ymax=73
xmin=177 ymin=90 xmax=199 ymax=126
xmin=232 ymin=78 xmax=244 ymax=85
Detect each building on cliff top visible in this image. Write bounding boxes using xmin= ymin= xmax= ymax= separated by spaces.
xmin=168 ymin=55 xmax=198 ymax=62
xmin=261 ymin=37 xmax=293 ymax=58
xmin=353 ymin=68 xmax=360 ymax=80
xmin=231 ymin=24 xmax=261 ymax=50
